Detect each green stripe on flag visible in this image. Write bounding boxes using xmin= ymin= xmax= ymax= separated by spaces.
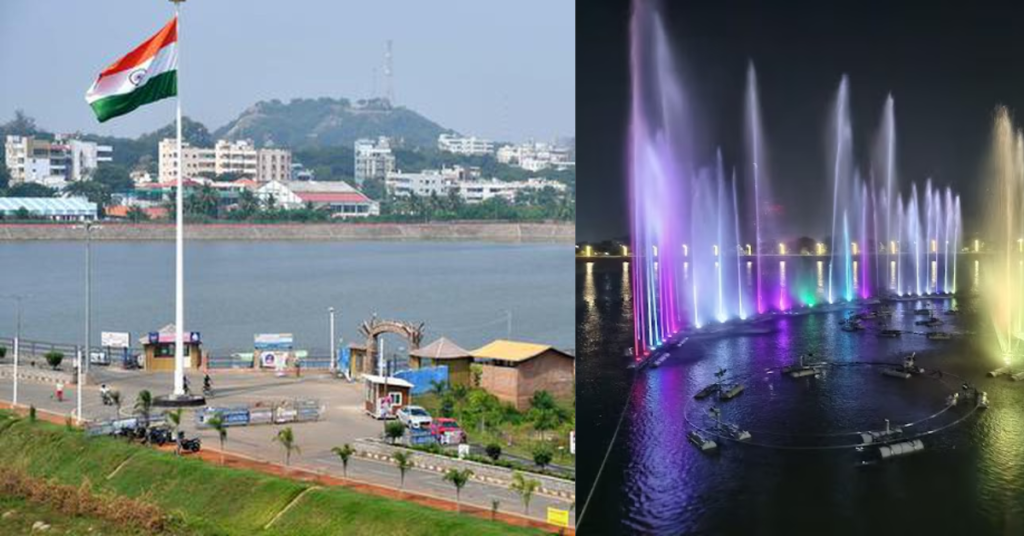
xmin=89 ymin=70 xmax=177 ymax=123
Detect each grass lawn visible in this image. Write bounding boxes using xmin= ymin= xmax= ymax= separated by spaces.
xmin=0 ymin=411 xmax=546 ymax=535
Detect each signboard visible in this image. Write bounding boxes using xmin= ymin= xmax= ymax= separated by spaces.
xmin=339 ymin=347 xmax=351 ymax=379
xmin=101 ymin=331 xmax=130 ymax=348
xmin=547 ymin=508 xmax=570 ymax=528
xmin=255 ymin=333 xmax=294 ymax=350
xmin=260 ymin=350 xmax=289 ymax=369
xmin=457 ymin=443 xmax=470 ymax=459
xmin=149 ymin=331 xmax=201 ymax=344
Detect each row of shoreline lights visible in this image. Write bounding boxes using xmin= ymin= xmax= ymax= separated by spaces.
xmin=578 ymin=238 xmax=1010 ymax=257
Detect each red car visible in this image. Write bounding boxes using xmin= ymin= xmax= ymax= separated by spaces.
xmin=430 ymin=418 xmax=466 ymax=444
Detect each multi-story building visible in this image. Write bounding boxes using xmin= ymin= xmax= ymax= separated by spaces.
xmin=386 ymin=168 xmax=567 ymax=204
xmin=213 ymin=139 xmax=258 ymax=177
xmin=159 ymin=138 xmax=291 ymax=183
xmin=158 ymin=139 xmax=216 ymax=182
xmin=66 ymin=138 xmax=113 ymax=181
xmin=437 ymin=133 xmax=494 ymax=156
xmin=496 ymin=141 xmax=574 ymax=172
xmin=257 ymin=148 xmax=292 ymax=183
xmin=453 ymin=179 xmax=517 ymax=204
xmin=353 ymin=137 xmax=396 ymax=187
xmin=4 ymin=135 xmax=111 ymax=185
xmin=385 ymin=170 xmax=454 ymax=198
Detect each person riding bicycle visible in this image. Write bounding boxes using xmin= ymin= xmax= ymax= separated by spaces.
xmin=100 ymin=384 xmax=111 ymax=404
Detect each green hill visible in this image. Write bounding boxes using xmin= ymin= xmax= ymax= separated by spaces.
xmin=213 ymin=97 xmax=450 ymax=149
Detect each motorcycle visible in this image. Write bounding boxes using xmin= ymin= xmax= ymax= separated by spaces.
xmin=179 ymin=437 xmax=201 ymax=453
xmin=145 ymin=427 xmax=173 ymax=446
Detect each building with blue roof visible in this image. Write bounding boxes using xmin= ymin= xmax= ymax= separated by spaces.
xmin=0 ymin=197 xmax=97 ymax=221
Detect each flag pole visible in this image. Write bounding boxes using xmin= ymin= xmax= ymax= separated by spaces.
xmin=172 ymin=0 xmax=185 ymax=397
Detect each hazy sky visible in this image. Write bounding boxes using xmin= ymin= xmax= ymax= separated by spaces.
xmin=0 ymin=1 xmax=575 ymax=142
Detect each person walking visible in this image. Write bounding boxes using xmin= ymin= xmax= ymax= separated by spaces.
xmin=55 ymin=381 xmax=64 ymax=402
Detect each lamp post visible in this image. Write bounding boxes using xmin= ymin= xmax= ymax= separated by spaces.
xmin=1 ymin=295 xmax=26 ymax=407
xmin=329 ymin=307 xmax=336 ymax=374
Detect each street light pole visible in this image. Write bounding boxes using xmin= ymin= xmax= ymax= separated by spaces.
xmin=10 ymin=296 xmax=23 ymax=407
xmin=329 ymin=307 xmax=336 ymax=374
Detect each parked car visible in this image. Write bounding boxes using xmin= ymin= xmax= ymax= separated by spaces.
xmin=397 ymin=405 xmax=432 ymax=429
xmin=429 ymin=417 xmax=466 ymax=444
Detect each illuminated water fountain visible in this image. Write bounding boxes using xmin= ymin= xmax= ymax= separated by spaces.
xmin=981 ymin=107 xmax=1024 ymax=366
xmin=627 ymin=0 xmax=963 ymax=358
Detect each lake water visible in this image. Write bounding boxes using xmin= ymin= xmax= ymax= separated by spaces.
xmin=578 ymin=258 xmax=1024 ymax=535
xmin=0 ymin=241 xmax=573 ymax=356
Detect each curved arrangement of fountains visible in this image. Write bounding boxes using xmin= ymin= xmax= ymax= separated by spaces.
xmin=627 ymin=0 xmax=963 ymax=358
xmin=682 ymin=361 xmax=979 ymax=451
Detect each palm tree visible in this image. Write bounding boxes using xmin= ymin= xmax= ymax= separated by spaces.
xmin=392 ymin=451 xmax=413 ymax=491
xmin=443 ymin=468 xmax=473 ymax=512
xmin=429 ymin=379 xmax=448 ymax=398
xmin=208 ymin=415 xmax=227 ymax=465
xmin=510 ymin=472 xmax=540 ymax=515
xmin=331 ymin=444 xmax=355 ymax=479
xmin=273 ymin=427 xmax=300 ymax=466
xmin=166 ymin=408 xmax=183 ymax=455
xmin=134 ymin=390 xmax=153 ymax=430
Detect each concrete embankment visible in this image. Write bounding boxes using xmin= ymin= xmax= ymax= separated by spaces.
xmin=0 ymin=222 xmax=574 ymax=242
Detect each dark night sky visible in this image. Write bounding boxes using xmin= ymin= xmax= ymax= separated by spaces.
xmin=580 ymin=0 xmax=1024 ymax=242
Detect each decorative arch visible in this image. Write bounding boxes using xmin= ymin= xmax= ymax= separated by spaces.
xmin=356 ymin=315 xmax=424 ymax=376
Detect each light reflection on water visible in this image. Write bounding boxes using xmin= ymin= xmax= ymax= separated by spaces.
xmin=580 ymin=258 xmax=1024 ymax=535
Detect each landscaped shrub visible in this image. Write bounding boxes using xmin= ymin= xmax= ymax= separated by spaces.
xmin=44 ymin=351 xmax=63 ymax=370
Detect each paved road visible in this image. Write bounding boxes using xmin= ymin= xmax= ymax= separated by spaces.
xmin=0 ymin=367 xmax=576 ymax=526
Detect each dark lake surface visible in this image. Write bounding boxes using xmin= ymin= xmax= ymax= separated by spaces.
xmin=578 ymin=258 xmax=1024 ymax=535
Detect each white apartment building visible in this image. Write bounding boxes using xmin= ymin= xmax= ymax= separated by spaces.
xmin=496 ymin=141 xmax=574 ymax=172
xmin=4 ymin=135 xmax=111 ymax=185
xmin=66 ymin=139 xmax=113 ymax=181
xmin=354 ymin=137 xmax=396 ymax=187
xmin=454 ymin=179 xmax=517 ymax=204
xmin=385 ymin=170 xmax=455 ymax=198
xmin=456 ymin=177 xmax=567 ymax=204
xmin=214 ymin=139 xmax=258 ymax=177
xmin=386 ymin=167 xmax=567 ymax=204
xmin=158 ymin=139 xmax=215 ymax=182
xmin=437 ymin=133 xmax=494 ymax=156
xmin=159 ymin=138 xmax=291 ymax=183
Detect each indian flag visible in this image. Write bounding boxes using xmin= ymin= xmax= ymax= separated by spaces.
xmin=85 ymin=17 xmax=178 ymax=123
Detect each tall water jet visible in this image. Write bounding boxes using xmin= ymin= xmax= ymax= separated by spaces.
xmin=875 ymin=96 xmax=897 ymax=291
xmin=982 ymin=107 xmax=1024 ymax=365
xmin=827 ymin=76 xmax=852 ymax=303
xmin=745 ymin=62 xmax=769 ymax=313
